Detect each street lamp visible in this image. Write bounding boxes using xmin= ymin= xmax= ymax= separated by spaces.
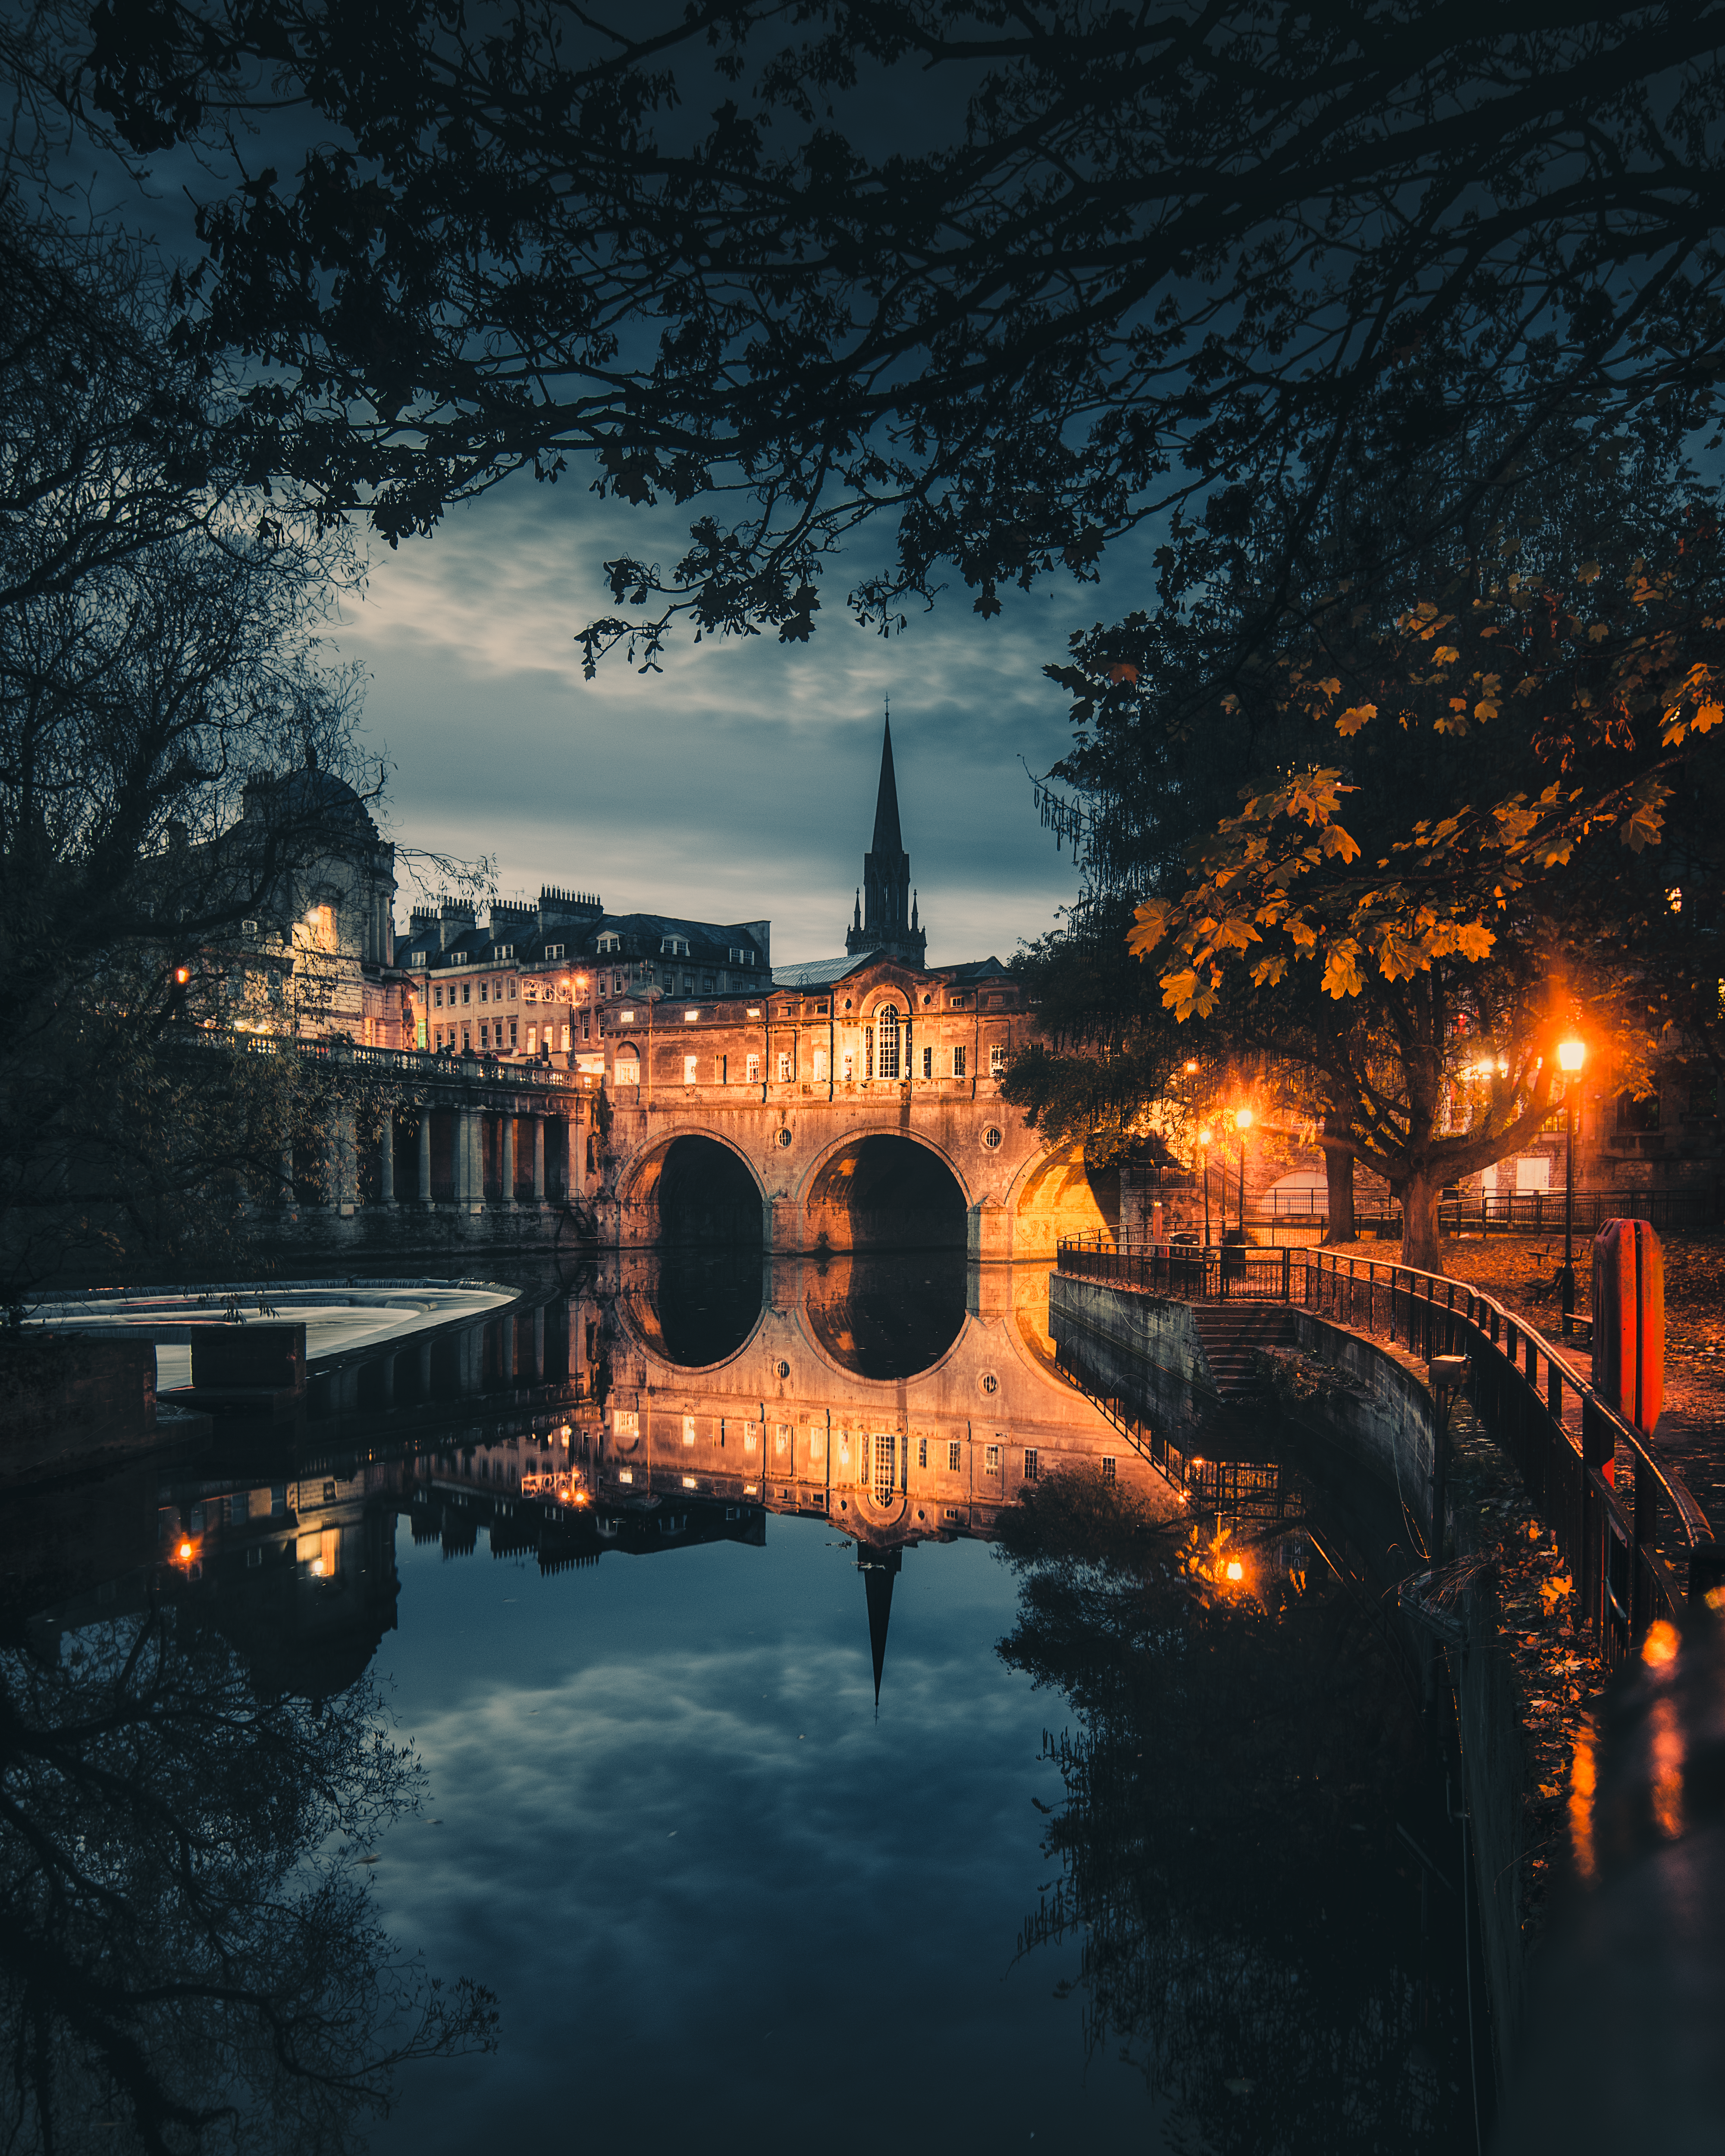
xmin=1557 ymin=1035 xmax=1586 ymax=1334
xmin=1234 ymin=1108 xmax=1254 ymax=1237
xmin=1198 ymin=1126 xmax=1213 ymax=1244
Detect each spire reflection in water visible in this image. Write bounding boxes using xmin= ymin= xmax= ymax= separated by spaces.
xmin=0 ymin=1256 xmax=1474 ymax=2154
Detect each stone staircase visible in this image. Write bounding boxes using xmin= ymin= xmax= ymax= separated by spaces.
xmin=1188 ymin=1300 xmax=1298 ymax=1402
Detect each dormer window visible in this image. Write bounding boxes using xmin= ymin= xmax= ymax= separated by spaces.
xmin=493 ymin=943 xmax=513 ymax=961
xmin=595 ymin=932 xmax=621 ymax=953
xmin=449 ymin=952 xmax=469 ymax=966
xmin=545 ymin=943 xmax=565 ymax=961
xmin=728 ymin=946 xmax=756 ymax=967
xmin=661 ymin=934 xmax=690 ymax=956
xmin=408 ymin=950 xmax=427 ymax=967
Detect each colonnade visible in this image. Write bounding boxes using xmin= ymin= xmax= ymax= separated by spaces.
xmin=280 ymin=1095 xmax=580 ymax=1218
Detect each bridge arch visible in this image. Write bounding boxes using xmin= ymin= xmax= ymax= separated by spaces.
xmin=799 ymin=1129 xmax=972 ymax=1252
xmin=1005 ymin=1137 xmax=1119 ymax=1257
xmin=614 ymin=1128 xmax=768 ymax=1248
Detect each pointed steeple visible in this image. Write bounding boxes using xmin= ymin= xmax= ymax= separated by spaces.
xmin=858 ymin=1543 xmax=903 ymax=1708
xmin=844 ymin=705 xmax=926 ymax=967
xmin=871 ymin=711 xmax=904 ymax=856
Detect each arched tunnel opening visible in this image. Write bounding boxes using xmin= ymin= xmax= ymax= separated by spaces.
xmin=623 ymin=1250 xmax=765 ymax=1369
xmin=635 ymin=1135 xmax=765 ymax=1249
xmin=805 ymin=1135 xmax=967 ymax=1253
xmin=805 ymin=1250 xmax=968 ymax=1379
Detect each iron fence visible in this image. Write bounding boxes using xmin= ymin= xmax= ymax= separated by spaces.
xmin=1260 ymin=1187 xmax=1719 ymax=1233
xmin=1056 ymin=1235 xmax=1715 ymax=1667
xmin=166 ymin=1022 xmax=593 ymax=1091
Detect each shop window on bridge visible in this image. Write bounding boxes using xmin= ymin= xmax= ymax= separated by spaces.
xmin=746 ymin=1053 xmax=761 ymax=1083
xmin=809 ymin=1427 xmax=825 ymax=1461
xmin=777 ymin=1051 xmax=793 ymax=1081
xmin=953 ymin=1046 xmax=966 ymax=1077
xmin=1616 ymin=1088 xmax=1660 ymax=1133
xmin=984 ymin=1445 xmax=1000 ymax=1474
xmin=922 ymin=1046 xmax=933 ymax=1078
xmin=684 ymin=1055 xmax=699 ymax=1085
xmin=683 ymin=1416 xmax=696 ymax=1447
xmin=613 ymin=1410 xmax=639 ymax=1440
xmin=743 ymin=1423 xmax=759 ymax=1452
xmin=948 ymin=1439 xmax=961 ymax=1472
xmin=876 ymin=1005 xmax=901 ymax=1078
xmin=990 ymin=1044 xmax=1007 ymax=1077
xmin=873 ymin=1434 xmax=897 ymax=1504
xmin=813 ymin=1048 xmax=828 ymax=1081
xmin=775 ymin=1424 xmax=790 ymax=1456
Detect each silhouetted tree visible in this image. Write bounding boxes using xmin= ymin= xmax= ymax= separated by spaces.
xmin=0 ymin=1601 xmax=497 ymax=2154
xmin=74 ymin=2 xmax=1725 ymax=669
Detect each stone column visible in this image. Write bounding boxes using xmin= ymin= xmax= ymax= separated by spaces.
xmin=467 ymin=1108 xmax=484 ymax=1213
xmin=331 ymin=1102 xmax=356 ymax=1216
xmin=502 ymin=1114 xmax=517 ymax=1206
xmin=418 ymin=1111 xmax=432 ymax=1206
xmin=379 ymin=1108 xmax=395 ymax=1204
xmin=533 ymin=1116 xmax=546 ymax=1203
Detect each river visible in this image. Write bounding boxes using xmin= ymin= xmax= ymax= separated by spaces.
xmin=1 ymin=1253 xmax=1479 ymax=2154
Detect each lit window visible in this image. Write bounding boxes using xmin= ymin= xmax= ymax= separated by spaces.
xmin=508 ymin=978 xmax=517 ymax=999
xmin=812 ymin=1048 xmax=828 ymax=1081
xmin=682 ymin=1474 xmax=697 ymax=1490
xmin=876 ymin=1004 xmax=901 ymax=1079
xmin=684 ymin=1055 xmax=699 ymax=1084
xmin=984 ymin=1445 xmax=1001 ymax=1473
xmin=746 ymin=1053 xmax=761 ymax=1083
xmin=683 ymin=1416 xmax=696 ymax=1447
xmin=776 ymin=1051 xmax=792 ymax=1081
xmin=561 ymin=1026 xmax=571 ymax=1050
xmin=1023 ymin=1449 xmax=1038 ymax=1480
xmin=775 ymin=1424 xmax=790 ymax=1454
xmin=990 ymin=1044 xmax=1007 ymax=1076
xmin=744 ymin=1423 xmax=759 ymax=1452
xmin=873 ymin=1434 xmax=896 ymax=1504
xmin=684 ymin=1007 xmax=700 ymax=1022
xmin=614 ymin=1410 xmax=639 ymax=1438
xmin=527 ymin=1026 xmax=537 ymax=1053
xmin=948 ymin=1439 xmax=961 ymax=1472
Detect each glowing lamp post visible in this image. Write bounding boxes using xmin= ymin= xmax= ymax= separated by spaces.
xmin=1557 ymin=1036 xmax=1586 ymax=1334
xmin=1198 ymin=1127 xmax=1213 ymax=1245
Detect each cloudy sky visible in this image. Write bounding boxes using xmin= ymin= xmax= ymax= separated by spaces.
xmin=329 ymin=474 xmax=1132 ymax=971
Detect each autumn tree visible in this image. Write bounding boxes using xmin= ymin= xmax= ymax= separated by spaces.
xmin=1032 ymin=408 xmax=1725 ymax=1268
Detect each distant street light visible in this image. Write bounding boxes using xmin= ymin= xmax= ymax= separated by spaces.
xmin=1233 ymin=1107 xmax=1253 ymax=1236
xmin=1197 ymin=1126 xmax=1213 ymax=1244
xmin=1557 ymin=1036 xmax=1587 ymax=1334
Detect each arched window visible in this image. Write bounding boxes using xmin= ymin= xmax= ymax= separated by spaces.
xmin=875 ymin=1003 xmax=901 ymax=1079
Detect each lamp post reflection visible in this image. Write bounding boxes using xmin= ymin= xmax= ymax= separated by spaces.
xmin=1557 ymin=1036 xmax=1586 ymax=1333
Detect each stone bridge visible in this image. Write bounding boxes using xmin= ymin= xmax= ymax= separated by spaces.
xmin=593 ymin=953 xmax=1112 ymax=1260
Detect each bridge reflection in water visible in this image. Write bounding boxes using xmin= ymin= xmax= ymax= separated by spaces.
xmin=3 ymin=1254 xmax=1476 ymax=2156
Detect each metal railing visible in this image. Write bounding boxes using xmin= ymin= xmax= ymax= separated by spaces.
xmin=1056 ymin=1235 xmax=1715 ymax=1666
xmin=166 ymin=1022 xmax=595 ymax=1092
xmin=1259 ymin=1186 xmax=1719 ymax=1233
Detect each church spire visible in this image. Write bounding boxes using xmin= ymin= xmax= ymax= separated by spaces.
xmin=844 ymin=705 xmax=926 ymax=966
xmin=871 ymin=709 xmax=904 ymax=856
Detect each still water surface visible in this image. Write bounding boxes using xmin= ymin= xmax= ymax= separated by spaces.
xmin=4 ymin=1253 xmax=1474 ymax=2154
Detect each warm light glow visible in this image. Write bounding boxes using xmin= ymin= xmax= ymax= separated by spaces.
xmin=310 ymin=1558 xmax=326 ymax=1577
xmin=1224 ymin=1559 xmax=1244 ymax=1582
xmin=1641 ymin=1618 xmax=1679 ymax=1669
xmin=1184 ymin=1059 xmax=1199 ymax=1074
xmin=1234 ymin=1107 xmax=1253 ymax=1130
xmin=174 ymin=966 xmax=190 ymax=985
xmin=1558 ymin=1036 xmax=1586 ymax=1074
xmin=1197 ymin=1127 xmax=1212 ymax=1146
xmin=178 ymin=1540 xmax=192 ymax=1561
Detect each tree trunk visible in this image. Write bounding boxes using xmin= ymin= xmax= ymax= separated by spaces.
xmin=1399 ymin=1167 xmax=1444 ymax=1273
xmin=1321 ymin=1119 xmax=1356 ymax=1246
